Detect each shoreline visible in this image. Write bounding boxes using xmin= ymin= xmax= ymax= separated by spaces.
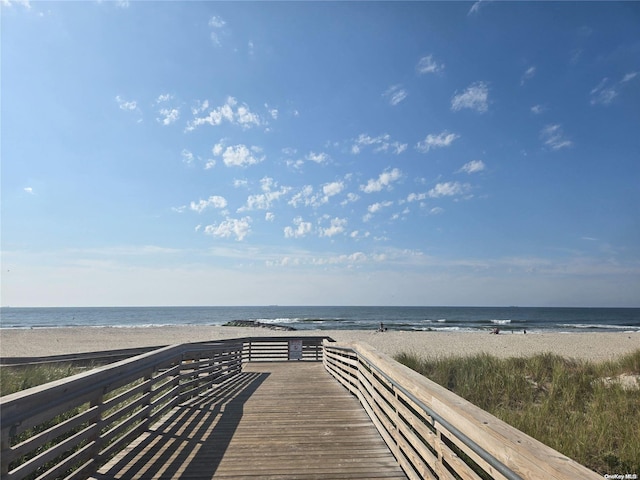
xmin=1 ymin=326 xmax=638 ymax=362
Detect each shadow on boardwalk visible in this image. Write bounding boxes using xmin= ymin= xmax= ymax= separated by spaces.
xmin=92 ymin=372 xmax=268 ymax=479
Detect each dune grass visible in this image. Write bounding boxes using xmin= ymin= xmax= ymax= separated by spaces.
xmin=0 ymin=362 xmax=93 ymax=397
xmin=394 ymin=350 xmax=640 ymax=475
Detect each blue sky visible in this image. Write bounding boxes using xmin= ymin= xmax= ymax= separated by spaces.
xmin=2 ymin=1 xmax=639 ymax=307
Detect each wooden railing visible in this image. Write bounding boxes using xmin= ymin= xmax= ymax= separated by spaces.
xmin=0 ymin=337 xmax=328 ymax=480
xmin=323 ymin=341 xmax=601 ymax=480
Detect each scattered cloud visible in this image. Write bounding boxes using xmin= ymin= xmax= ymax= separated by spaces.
xmin=306 ymin=151 xmax=330 ymax=164
xmin=451 ymin=82 xmax=489 ymax=113
xmin=209 ymin=15 xmax=227 ymax=47
xmin=212 ymin=142 xmax=265 ymax=167
xmin=520 ymin=66 xmax=536 ymax=86
xmin=382 ymin=84 xmax=408 ymax=106
xmin=186 ymin=96 xmax=261 ymax=131
xmin=157 ymin=108 xmax=179 ymax=126
xmin=531 ymin=104 xmax=546 ymax=115
xmin=181 ymin=149 xmax=195 ymax=165
xmin=156 ymin=93 xmax=173 ymax=103
xmin=351 ymin=134 xmax=407 ymax=155
xmin=428 ymin=181 xmax=471 ymax=198
xmin=590 ymin=78 xmax=618 ymax=106
xmin=204 ymin=216 xmax=251 ymax=241
xmin=361 ymin=168 xmax=403 ymax=193
xmin=239 ymin=177 xmax=291 ymax=211
xmin=468 ymin=0 xmax=492 ymax=16
xmin=416 ymin=130 xmax=460 ymax=153
xmin=265 ymin=103 xmax=279 ymax=120
xmin=323 ymin=181 xmax=345 ymax=198
xmin=2 ymin=0 xmax=31 ymax=9
xmin=190 ymin=196 xmax=228 ymax=213
xmin=367 ymin=201 xmax=394 ymax=214
xmin=540 ymin=124 xmax=572 ymax=150
xmin=320 ymin=217 xmax=348 ymax=237
xmin=115 ymin=95 xmax=137 ymax=111
xmin=284 ymin=217 xmax=312 ymax=238
xmin=590 ymin=73 xmax=638 ymax=106
xmin=416 ymin=54 xmax=444 ymax=74
xmin=458 ymin=160 xmax=486 ymax=174
xmin=23 ymin=186 xmax=34 ymax=194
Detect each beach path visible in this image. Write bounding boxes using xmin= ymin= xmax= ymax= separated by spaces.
xmin=90 ymin=361 xmax=407 ymax=479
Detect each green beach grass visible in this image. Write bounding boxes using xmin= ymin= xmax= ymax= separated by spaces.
xmin=0 ymin=363 xmax=94 ymax=397
xmin=395 ymin=350 xmax=640 ymax=475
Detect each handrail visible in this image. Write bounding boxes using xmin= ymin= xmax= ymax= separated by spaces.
xmin=0 ymin=336 xmax=329 ymax=480
xmin=323 ymin=341 xmax=601 ymax=480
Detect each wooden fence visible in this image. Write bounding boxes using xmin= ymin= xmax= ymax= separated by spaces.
xmin=323 ymin=341 xmax=601 ymax=480
xmin=0 ymin=337 xmax=328 ymax=480
xmin=2 ymin=337 xmax=602 ymax=480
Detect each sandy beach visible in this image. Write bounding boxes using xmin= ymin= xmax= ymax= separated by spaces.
xmin=1 ymin=326 xmax=638 ymax=362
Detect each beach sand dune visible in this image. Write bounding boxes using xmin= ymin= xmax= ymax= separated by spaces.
xmin=1 ymin=326 xmax=638 ymax=362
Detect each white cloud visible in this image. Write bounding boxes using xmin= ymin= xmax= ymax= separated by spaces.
xmin=367 ymin=201 xmax=393 ymax=213
xmin=361 ymin=168 xmax=402 ymax=193
xmin=23 ymin=186 xmax=34 ymax=194
xmin=306 ymin=151 xmax=330 ymax=164
xmin=157 ymin=108 xmax=179 ymax=126
xmin=240 ymin=177 xmax=291 ymax=211
xmin=212 ymin=142 xmax=265 ymax=167
xmin=451 ymin=82 xmax=489 ymax=113
xmin=416 ymin=54 xmax=444 ymax=74
xmin=622 ymin=72 xmax=638 ymax=83
xmin=323 ymin=181 xmax=344 ymax=198
xmin=265 ymin=104 xmax=279 ymax=119
xmin=590 ymin=78 xmax=618 ymax=106
xmin=190 ymin=195 xmax=228 ymax=213
xmin=382 ymin=84 xmax=408 ymax=106
xmin=416 ymin=131 xmax=460 ymax=153
xmin=429 ymin=207 xmax=444 ymax=215
xmin=284 ymin=217 xmax=312 ymax=238
xmin=407 ymin=192 xmax=427 ymax=203
xmin=186 ymin=96 xmax=261 ymax=131
xmin=191 ymin=100 xmax=209 ymax=115
xmin=520 ymin=66 xmax=536 ymax=86
xmin=156 ymin=93 xmax=173 ymax=103
xmin=289 ymin=185 xmax=315 ymax=208
xmin=209 ymin=15 xmax=226 ymax=46
xmin=351 ymin=134 xmax=407 ymax=155
xmin=468 ymin=0 xmax=491 ymax=15
xmin=428 ymin=182 xmax=471 ymax=198
xmin=3 ymin=0 xmax=31 ymax=9
xmin=531 ymin=104 xmax=546 ymax=115
xmin=265 ymin=212 xmax=275 ymax=222
xmin=458 ymin=160 xmax=486 ymax=174
xmin=204 ymin=217 xmax=251 ymax=241
xmin=181 ymin=149 xmax=194 ymax=165
xmin=540 ymin=124 xmax=572 ymax=150
xmin=115 ymin=95 xmax=137 ymax=111
xmin=341 ymin=192 xmax=360 ymax=206
xmin=320 ymin=217 xmax=348 ymax=237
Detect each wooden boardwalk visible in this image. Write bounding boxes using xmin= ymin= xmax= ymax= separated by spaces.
xmin=90 ymin=362 xmax=407 ymax=480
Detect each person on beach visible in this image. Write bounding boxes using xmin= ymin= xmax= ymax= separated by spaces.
xmin=378 ymin=322 xmax=387 ymax=332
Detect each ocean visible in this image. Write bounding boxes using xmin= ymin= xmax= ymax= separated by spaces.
xmin=1 ymin=306 xmax=639 ymax=334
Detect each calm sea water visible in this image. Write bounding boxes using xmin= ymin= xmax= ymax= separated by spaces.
xmin=1 ymin=306 xmax=639 ymax=334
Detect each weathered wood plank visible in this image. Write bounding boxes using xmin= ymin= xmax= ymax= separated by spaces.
xmin=90 ymin=362 xmax=407 ymax=480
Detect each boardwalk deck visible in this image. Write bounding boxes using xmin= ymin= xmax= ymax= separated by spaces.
xmin=90 ymin=362 xmax=407 ymax=480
